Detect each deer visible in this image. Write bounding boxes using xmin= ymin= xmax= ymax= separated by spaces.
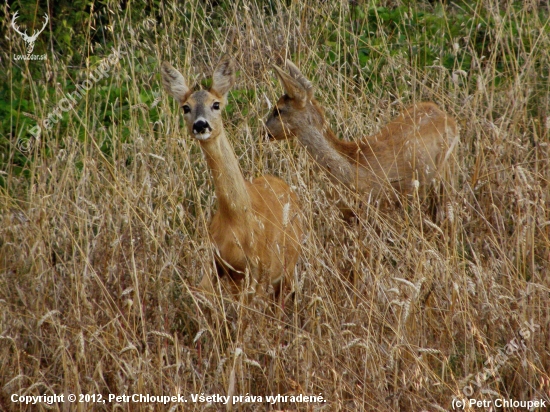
xmin=265 ymin=60 xmax=459 ymax=215
xmin=11 ymin=11 xmax=49 ymax=55
xmin=161 ymin=56 xmax=303 ymax=299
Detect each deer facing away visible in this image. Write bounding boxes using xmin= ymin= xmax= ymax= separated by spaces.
xmin=161 ymin=56 xmax=302 ymax=297
xmin=265 ymin=61 xmax=459 ymax=209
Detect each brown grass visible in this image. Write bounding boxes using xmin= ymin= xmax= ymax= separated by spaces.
xmin=1 ymin=0 xmax=549 ymax=411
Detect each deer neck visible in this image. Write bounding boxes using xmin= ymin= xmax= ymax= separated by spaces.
xmin=199 ymin=130 xmax=252 ymax=221
xmin=297 ymin=108 xmax=360 ymax=189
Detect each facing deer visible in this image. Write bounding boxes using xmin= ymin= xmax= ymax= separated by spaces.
xmin=265 ymin=60 xmax=459 ymax=208
xmin=161 ymin=56 xmax=302 ymax=298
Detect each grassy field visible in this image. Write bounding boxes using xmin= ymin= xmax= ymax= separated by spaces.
xmin=1 ymin=0 xmax=549 ymax=410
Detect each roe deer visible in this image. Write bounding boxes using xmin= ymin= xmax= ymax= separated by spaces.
xmin=265 ymin=61 xmax=459 ymax=210
xmin=161 ymin=56 xmax=302 ymax=297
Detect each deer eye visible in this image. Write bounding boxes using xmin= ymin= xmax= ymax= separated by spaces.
xmin=273 ymin=107 xmax=281 ymax=117
xmin=212 ymin=102 xmax=220 ymax=110
xmin=182 ymin=105 xmax=191 ymax=114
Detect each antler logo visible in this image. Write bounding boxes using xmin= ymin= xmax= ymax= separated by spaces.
xmin=11 ymin=11 xmax=49 ymax=55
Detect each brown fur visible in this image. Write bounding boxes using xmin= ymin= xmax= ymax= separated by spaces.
xmin=161 ymin=57 xmax=302 ymax=297
xmin=265 ymin=61 xmax=459 ymax=205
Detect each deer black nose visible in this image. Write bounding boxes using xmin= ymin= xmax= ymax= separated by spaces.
xmin=193 ymin=119 xmax=211 ymax=134
xmin=262 ymin=124 xmax=274 ymax=140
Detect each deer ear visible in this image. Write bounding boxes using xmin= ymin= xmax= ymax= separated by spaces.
xmin=161 ymin=62 xmax=190 ymax=104
xmin=285 ymin=60 xmax=314 ymax=100
xmin=273 ymin=65 xmax=309 ymax=107
xmin=211 ymin=55 xmax=236 ymax=102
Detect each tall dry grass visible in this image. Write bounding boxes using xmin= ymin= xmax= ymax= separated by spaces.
xmin=1 ymin=0 xmax=549 ymax=410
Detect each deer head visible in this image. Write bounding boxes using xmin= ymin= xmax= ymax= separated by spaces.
xmin=161 ymin=56 xmax=236 ymax=142
xmin=265 ymin=60 xmax=316 ymax=141
xmin=11 ymin=11 xmax=49 ymax=55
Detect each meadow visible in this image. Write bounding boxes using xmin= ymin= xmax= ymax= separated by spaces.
xmin=1 ymin=0 xmax=549 ymax=410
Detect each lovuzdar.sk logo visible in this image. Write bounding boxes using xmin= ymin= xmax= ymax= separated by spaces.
xmin=11 ymin=11 xmax=48 ymax=61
